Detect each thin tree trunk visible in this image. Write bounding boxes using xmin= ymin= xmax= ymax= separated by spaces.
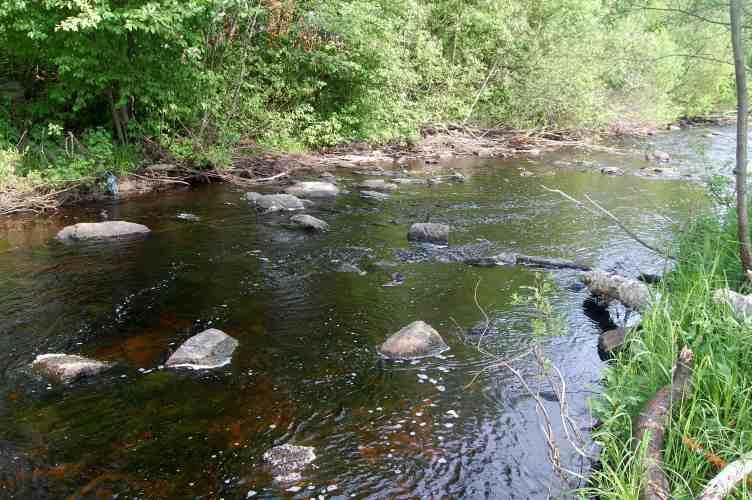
xmin=730 ymin=0 xmax=752 ymax=272
xmin=107 ymin=87 xmax=126 ymax=145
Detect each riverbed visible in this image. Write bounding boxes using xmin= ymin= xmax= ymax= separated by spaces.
xmin=0 ymin=126 xmax=733 ymax=499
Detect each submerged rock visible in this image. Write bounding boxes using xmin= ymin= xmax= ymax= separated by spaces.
xmin=337 ymin=263 xmax=366 ymax=275
xmin=357 ymin=179 xmax=399 ymax=192
xmin=600 ymin=167 xmax=625 ymax=176
xmin=379 ymin=321 xmax=449 ymax=359
xmin=284 ymin=181 xmax=339 ymax=198
xmin=263 ymin=444 xmax=316 ymax=483
xmin=176 ymin=213 xmax=201 ymax=222
xmin=392 ymin=178 xmax=428 ymax=186
xmin=56 ymin=221 xmax=150 ymax=242
xmin=645 ymin=150 xmax=671 ymax=163
xmin=289 ymin=214 xmax=329 ymax=232
xmin=360 ymin=190 xmax=391 ymax=201
xmin=31 ymin=354 xmax=113 ymax=383
xmin=166 ymin=329 xmax=239 ymax=369
xmin=245 ymin=192 xmax=306 ymax=212
xmin=407 ymin=223 xmax=450 ymax=245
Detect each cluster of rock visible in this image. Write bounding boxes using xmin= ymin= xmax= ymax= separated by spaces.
xmin=31 ymin=328 xmax=239 ymax=384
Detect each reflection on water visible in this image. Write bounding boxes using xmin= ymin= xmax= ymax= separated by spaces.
xmin=0 ymin=127 xmax=729 ymax=498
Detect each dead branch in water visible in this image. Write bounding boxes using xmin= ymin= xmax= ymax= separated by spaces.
xmin=633 ymin=346 xmax=694 ymax=500
xmin=541 ymin=185 xmax=675 ymax=259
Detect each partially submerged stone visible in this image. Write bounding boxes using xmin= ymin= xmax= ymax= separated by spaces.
xmin=582 ymin=271 xmax=650 ymax=311
xmin=407 ymin=223 xmax=450 ymax=245
xmin=379 ymin=320 xmax=449 ymax=359
xmin=601 ymin=167 xmax=625 ymax=176
xmin=645 ymin=150 xmax=671 ymax=163
xmin=284 ymin=181 xmax=339 ymax=198
xmin=598 ymin=328 xmax=628 ymax=358
xmin=176 ymin=213 xmax=201 ymax=222
xmin=263 ymin=444 xmax=316 ymax=483
xmin=392 ymin=178 xmax=428 ymax=186
xmin=289 ymin=214 xmax=329 ymax=232
xmin=166 ymin=329 xmax=239 ymax=369
xmin=56 ymin=221 xmax=150 ymax=242
xmin=714 ymin=288 xmax=752 ymax=320
xmin=31 ymin=354 xmax=113 ymax=383
xmin=357 ymin=179 xmax=399 ymax=192
xmin=360 ymin=190 xmax=391 ymax=201
xmin=245 ymin=192 xmax=306 ymax=212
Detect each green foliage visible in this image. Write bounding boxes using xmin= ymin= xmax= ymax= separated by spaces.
xmin=584 ymin=212 xmax=752 ymax=498
xmin=0 ymin=0 xmax=740 ymax=190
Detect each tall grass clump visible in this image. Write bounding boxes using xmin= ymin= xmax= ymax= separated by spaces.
xmin=585 ymin=213 xmax=752 ymax=498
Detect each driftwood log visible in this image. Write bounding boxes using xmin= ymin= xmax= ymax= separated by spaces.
xmin=583 ymin=270 xmax=650 ymax=311
xmin=466 ymin=252 xmax=591 ymax=271
xmin=696 ymin=451 xmax=752 ymax=500
xmin=634 ymin=347 xmax=694 ymax=500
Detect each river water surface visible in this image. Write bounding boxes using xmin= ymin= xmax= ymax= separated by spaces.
xmin=0 ymin=127 xmax=734 ymax=499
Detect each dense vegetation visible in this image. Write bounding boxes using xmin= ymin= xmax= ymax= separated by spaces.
xmin=0 ymin=0 xmax=737 ymax=188
xmin=586 ymin=208 xmax=752 ymax=498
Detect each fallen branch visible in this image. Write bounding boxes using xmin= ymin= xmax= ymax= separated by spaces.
xmin=541 ymin=185 xmax=674 ymax=259
xmin=466 ymin=252 xmax=591 ymax=271
xmin=697 ymin=451 xmax=752 ymax=500
xmin=634 ymin=347 xmax=694 ymax=500
xmin=583 ymin=270 xmax=651 ymax=311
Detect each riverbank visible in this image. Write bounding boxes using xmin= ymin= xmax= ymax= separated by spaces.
xmin=585 ymin=211 xmax=752 ymax=498
xmin=7 ymin=114 xmax=728 ymax=218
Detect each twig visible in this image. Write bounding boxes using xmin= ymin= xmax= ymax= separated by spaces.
xmin=541 ymin=185 xmax=675 ymax=259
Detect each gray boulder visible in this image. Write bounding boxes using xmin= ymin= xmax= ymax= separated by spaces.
xmin=56 ymin=221 xmax=150 ymax=242
xmin=166 ymin=329 xmax=239 ymax=369
xmin=290 ymin=214 xmax=329 ymax=232
xmin=263 ymin=444 xmax=316 ymax=483
xmin=284 ymin=181 xmax=339 ymax=198
xmin=360 ymin=190 xmax=391 ymax=202
xmin=379 ymin=321 xmax=449 ymax=359
xmin=31 ymin=354 xmax=113 ymax=383
xmin=245 ymin=192 xmax=306 ymax=212
xmin=357 ymin=179 xmax=399 ymax=192
xmin=408 ymin=223 xmax=450 ymax=245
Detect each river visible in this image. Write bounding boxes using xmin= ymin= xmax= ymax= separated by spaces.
xmin=0 ymin=126 xmax=733 ymax=498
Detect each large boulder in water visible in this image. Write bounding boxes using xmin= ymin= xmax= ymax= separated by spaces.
xmin=263 ymin=444 xmax=316 ymax=482
xmin=357 ymin=179 xmax=398 ymax=192
xmin=379 ymin=321 xmax=449 ymax=359
xmin=166 ymin=329 xmax=239 ymax=369
xmin=245 ymin=192 xmax=306 ymax=212
xmin=408 ymin=223 xmax=450 ymax=245
xmin=56 ymin=221 xmax=150 ymax=242
xmin=289 ymin=214 xmax=329 ymax=232
xmin=284 ymin=181 xmax=339 ymax=198
xmin=31 ymin=354 xmax=113 ymax=383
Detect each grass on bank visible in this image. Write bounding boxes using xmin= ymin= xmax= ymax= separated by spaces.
xmin=584 ymin=212 xmax=752 ymax=498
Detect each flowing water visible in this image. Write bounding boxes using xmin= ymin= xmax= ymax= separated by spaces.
xmin=0 ymin=126 xmax=735 ymax=499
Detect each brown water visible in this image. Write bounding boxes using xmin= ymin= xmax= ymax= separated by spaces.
xmin=0 ymin=127 xmax=733 ymax=499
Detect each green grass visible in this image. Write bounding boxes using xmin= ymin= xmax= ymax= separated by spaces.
xmin=584 ymin=213 xmax=752 ymax=499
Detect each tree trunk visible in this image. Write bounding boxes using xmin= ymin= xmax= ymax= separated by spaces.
xmin=730 ymin=0 xmax=752 ymax=272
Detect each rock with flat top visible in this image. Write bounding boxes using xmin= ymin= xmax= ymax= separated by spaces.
xmin=31 ymin=354 xmax=113 ymax=383
xmin=379 ymin=321 xmax=449 ymax=359
xmin=408 ymin=223 xmax=450 ymax=245
xmin=56 ymin=221 xmax=150 ymax=242
xmin=290 ymin=214 xmax=329 ymax=232
xmin=284 ymin=181 xmax=339 ymax=198
xmin=263 ymin=444 xmax=316 ymax=483
xmin=357 ymin=179 xmax=399 ymax=192
xmin=360 ymin=190 xmax=391 ymax=202
xmin=245 ymin=192 xmax=306 ymax=212
xmin=166 ymin=329 xmax=239 ymax=369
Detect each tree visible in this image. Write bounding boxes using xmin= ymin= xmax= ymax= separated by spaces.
xmin=730 ymin=0 xmax=752 ymax=272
